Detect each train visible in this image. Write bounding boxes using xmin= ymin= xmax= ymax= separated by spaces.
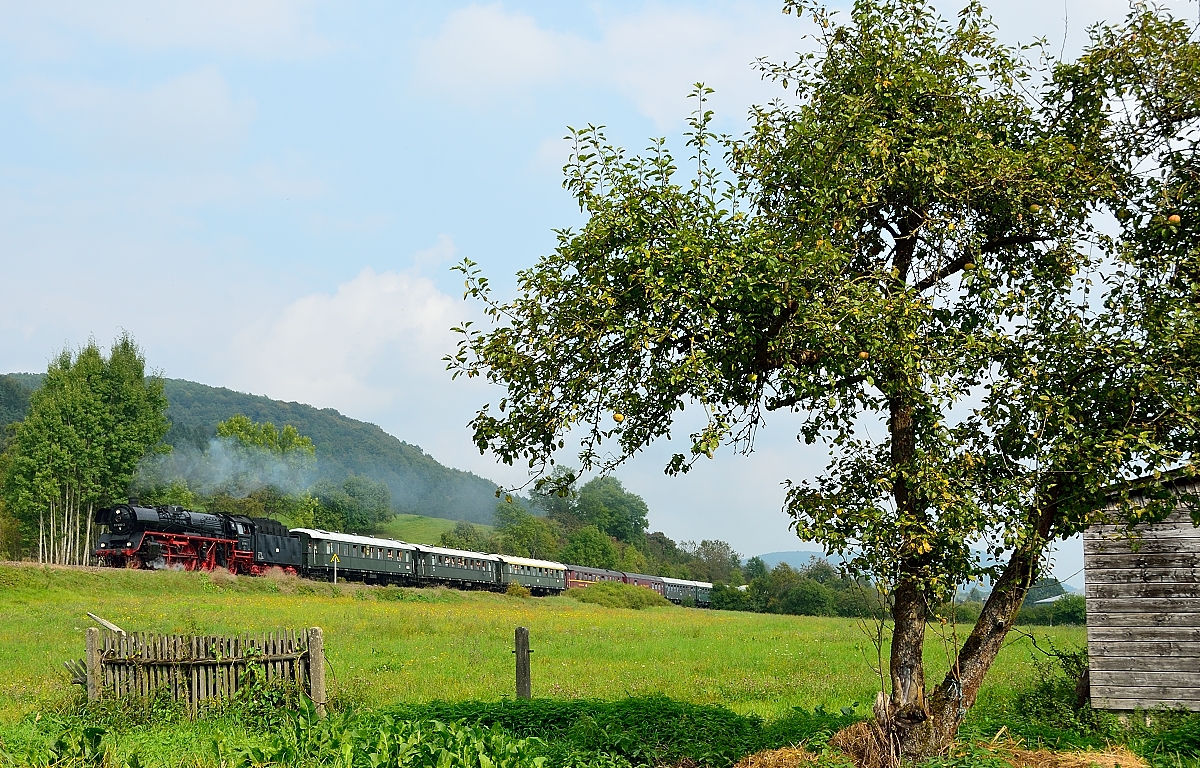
xmin=93 ymin=503 xmax=712 ymax=606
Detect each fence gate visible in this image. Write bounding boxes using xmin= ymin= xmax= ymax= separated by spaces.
xmin=84 ymin=627 xmax=326 ymax=714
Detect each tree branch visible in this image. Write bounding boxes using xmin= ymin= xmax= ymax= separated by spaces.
xmin=765 ymin=374 xmax=868 ymax=411
xmin=914 ymin=236 xmax=1051 ymax=292
xmin=980 ymin=235 xmax=1051 ymax=254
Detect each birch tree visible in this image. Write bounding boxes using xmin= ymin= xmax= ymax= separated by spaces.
xmin=2 ymin=335 xmax=168 ymax=564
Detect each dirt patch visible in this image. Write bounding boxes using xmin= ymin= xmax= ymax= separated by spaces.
xmin=825 ymin=724 xmax=1147 ymax=768
xmin=262 ymin=566 xmax=300 ymax=593
xmin=990 ymin=742 xmax=1148 ymax=768
xmin=829 ymin=721 xmax=890 ymax=768
xmin=730 ymin=748 xmax=819 ymax=768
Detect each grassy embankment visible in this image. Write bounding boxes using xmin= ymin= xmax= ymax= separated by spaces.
xmin=0 ymin=562 xmax=1080 ymax=721
xmin=0 ymin=562 xmax=1091 ymax=765
xmin=374 ymin=514 xmax=489 ymax=545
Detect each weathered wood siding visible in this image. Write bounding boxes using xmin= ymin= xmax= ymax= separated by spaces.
xmin=1085 ymin=505 xmax=1200 ymax=711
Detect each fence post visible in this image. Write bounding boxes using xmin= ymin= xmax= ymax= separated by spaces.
xmin=308 ymin=627 xmax=326 ymax=717
xmin=514 ymin=627 xmax=531 ymax=700
xmin=85 ymin=628 xmax=100 ymax=702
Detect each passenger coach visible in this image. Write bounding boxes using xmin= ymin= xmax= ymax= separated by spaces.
xmin=499 ymin=556 xmax=566 ymax=594
xmin=413 ymin=545 xmax=500 ymax=589
xmin=662 ymin=577 xmax=712 ymax=606
xmin=293 ymin=528 xmax=416 ymax=583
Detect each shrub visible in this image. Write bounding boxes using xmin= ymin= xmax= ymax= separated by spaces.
xmin=834 ymin=585 xmax=888 ymax=619
xmin=235 ymin=698 xmax=547 ymax=768
xmin=710 ymin=583 xmax=750 ymax=611
xmin=507 ymin=581 xmax=532 ymax=598
xmin=780 ymin=579 xmax=835 ymax=616
xmin=932 ymin=600 xmax=984 ymax=625
xmin=1016 ymin=594 xmax=1086 ymax=625
xmin=564 ymin=581 xmax=670 ymax=609
xmin=381 ymin=696 xmax=860 ymax=768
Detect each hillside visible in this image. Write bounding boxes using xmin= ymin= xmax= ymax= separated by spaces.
xmin=0 ymin=374 xmax=499 ymax=524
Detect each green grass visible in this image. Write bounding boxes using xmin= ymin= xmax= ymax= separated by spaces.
xmin=0 ymin=562 xmax=1089 ymax=766
xmin=0 ymin=562 xmax=1081 ymax=720
xmin=374 ymin=514 xmax=489 ymax=544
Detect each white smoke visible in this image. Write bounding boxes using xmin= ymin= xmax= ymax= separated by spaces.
xmin=135 ymin=436 xmax=316 ymax=498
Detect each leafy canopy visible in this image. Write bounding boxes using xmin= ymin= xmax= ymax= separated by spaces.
xmin=3 ymin=335 xmax=168 ymax=520
xmin=451 ymin=0 xmax=1122 ymax=596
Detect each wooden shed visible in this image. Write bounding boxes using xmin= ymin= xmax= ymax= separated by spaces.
xmin=1084 ymin=476 xmax=1200 ymax=711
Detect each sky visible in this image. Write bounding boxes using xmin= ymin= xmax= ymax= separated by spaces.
xmin=1 ymin=0 xmax=1189 ymax=585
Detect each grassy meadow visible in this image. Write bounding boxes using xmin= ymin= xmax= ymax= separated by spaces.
xmin=374 ymin=514 xmax=489 ymax=545
xmin=0 ymin=562 xmax=1081 ymax=725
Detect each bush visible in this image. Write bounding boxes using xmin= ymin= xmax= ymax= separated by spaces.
xmin=710 ymin=583 xmax=750 ymax=611
xmin=834 ymin=585 xmax=888 ymax=619
xmin=507 ymin=581 xmax=532 ymax=598
xmin=1016 ymin=594 xmax=1086 ymax=625
xmin=234 ymin=698 xmax=548 ymax=768
xmin=382 ymin=696 xmax=860 ymax=768
xmin=932 ymin=600 xmax=984 ymax=625
xmin=780 ymin=579 xmax=835 ymax=616
xmin=564 ymin=581 xmax=670 ymax=609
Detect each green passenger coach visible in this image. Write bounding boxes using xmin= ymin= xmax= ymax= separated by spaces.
xmin=292 ymin=528 xmax=417 ymax=583
xmin=412 ymin=545 xmax=500 ymax=589
xmin=499 ymin=555 xmax=566 ymax=594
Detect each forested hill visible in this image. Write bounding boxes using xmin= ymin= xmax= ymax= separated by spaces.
xmin=0 ymin=374 xmax=499 ymax=524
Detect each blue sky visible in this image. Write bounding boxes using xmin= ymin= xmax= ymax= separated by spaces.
xmin=1 ymin=0 xmax=1185 ymax=582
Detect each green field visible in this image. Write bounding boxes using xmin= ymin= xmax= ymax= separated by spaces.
xmin=373 ymin=514 xmax=490 ymax=545
xmin=0 ymin=562 xmax=1080 ymax=723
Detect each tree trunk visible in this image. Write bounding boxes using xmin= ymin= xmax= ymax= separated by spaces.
xmin=84 ymin=504 xmax=93 ymax=567
xmin=884 ymin=387 xmax=940 ymax=757
xmin=883 ymin=500 xmax=1059 ymax=758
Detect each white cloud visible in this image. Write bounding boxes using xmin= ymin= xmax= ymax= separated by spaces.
xmin=18 ymin=66 xmax=256 ymax=161
xmin=231 ymin=264 xmax=461 ymax=413
xmin=414 ymin=4 xmax=573 ymax=99
xmin=414 ymin=2 xmax=802 ymax=127
xmin=412 ymin=233 xmax=457 ymax=273
xmin=0 ymin=0 xmax=330 ymax=59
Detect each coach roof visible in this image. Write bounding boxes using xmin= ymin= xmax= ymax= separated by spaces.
xmin=413 ymin=544 xmax=501 ymax=561
xmin=499 ymin=555 xmax=567 ymax=571
xmin=290 ymin=528 xmax=417 ymax=551
xmin=661 ymin=576 xmax=713 ymax=588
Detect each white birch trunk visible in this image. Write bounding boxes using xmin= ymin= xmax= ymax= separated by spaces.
xmin=49 ymin=499 xmax=56 ymax=565
xmin=84 ymin=503 xmax=93 ymax=567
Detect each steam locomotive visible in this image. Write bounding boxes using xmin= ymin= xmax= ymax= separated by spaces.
xmin=95 ymin=504 xmax=302 ymax=574
xmin=93 ymin=502 xmax=713 ymax=605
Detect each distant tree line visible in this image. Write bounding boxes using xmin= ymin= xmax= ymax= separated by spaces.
xmin=930 ymin=578 xmax=1086 ymax=626
xmin=711 ymin=558 xmax=888 ymax=619
xmin=437 ymin=467 xmax=743 ymax=582
xmin=4 ymin=375 xmax=508 ymax=526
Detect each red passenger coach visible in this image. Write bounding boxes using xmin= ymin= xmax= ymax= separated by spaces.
xmin=565 ymin=565 xmax=626 ymax=589
xmin=622 ymin=571 xmax=666 ymax=596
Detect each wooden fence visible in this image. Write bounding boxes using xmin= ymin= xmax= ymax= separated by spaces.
xmin=84 ymin=627 xmax=325 ymax=714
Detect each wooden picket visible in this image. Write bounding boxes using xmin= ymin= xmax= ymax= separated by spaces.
xmin=84 ymin=627 xmax=325 ymax=715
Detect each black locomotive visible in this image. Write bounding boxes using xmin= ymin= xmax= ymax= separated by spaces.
xmin=95 ymin=504 xmax=302 ymax=573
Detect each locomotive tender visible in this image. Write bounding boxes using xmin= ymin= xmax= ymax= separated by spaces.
xmin=93 ymin=503 xmax=711 ymax=605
